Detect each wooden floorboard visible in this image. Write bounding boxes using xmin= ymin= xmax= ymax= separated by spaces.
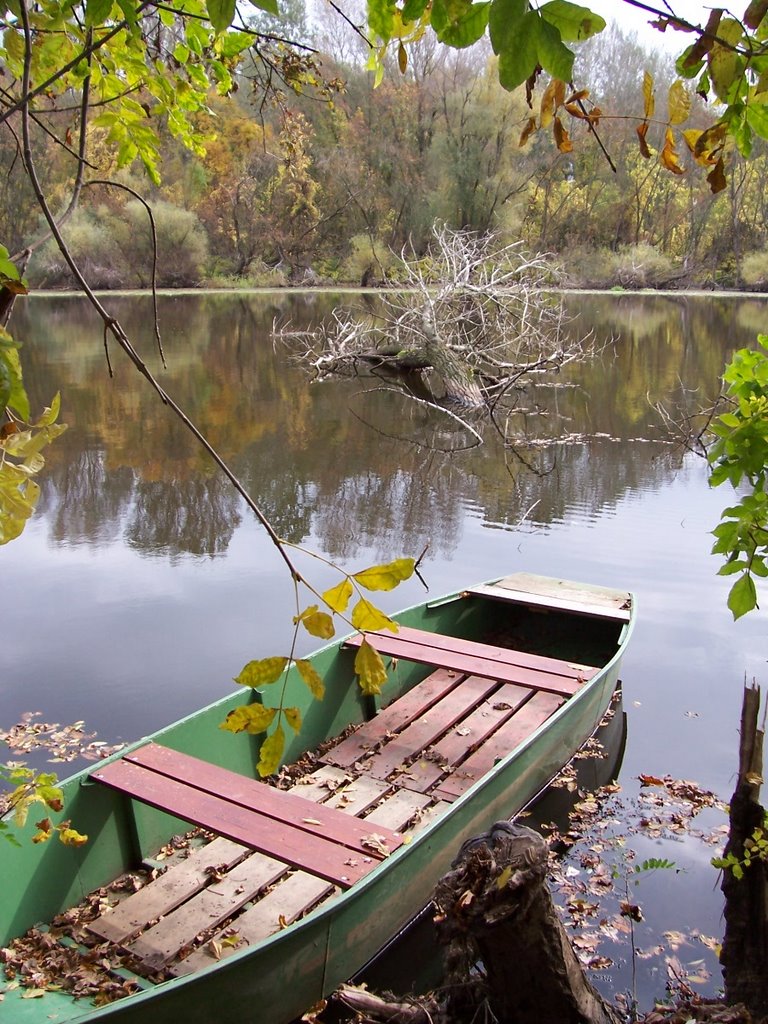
xmin=322 ymin=668 xmax=463 ymax=769
xmin=363 ymin=675 xmax=501 ymax=781
xmin=432 ymin=691 xmax=564 ymax=801
xmin=125 ymin=853 xmax=287 ymax=972
xmin=87 ymin=837 xmax=248 ymax=945
xmin=170 ymin=872 xmax=334 ymax=977
xmin=399 ymin=682 xmax=533 ymax=794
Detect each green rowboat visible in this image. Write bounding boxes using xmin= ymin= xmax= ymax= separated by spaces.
xmin=1 ymin=573 xmax=635 ymax=1024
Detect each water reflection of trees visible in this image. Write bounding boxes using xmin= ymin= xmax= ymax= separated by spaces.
xmin=125 ymin=476 xmax=241 ymax=558
xmin=11 ymin=292 xmax=764 ymax=563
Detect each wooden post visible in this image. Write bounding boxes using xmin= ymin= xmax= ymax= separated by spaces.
xmin=433 ymin=822 xmax=621 ymax=1024
xmin=720 ymin=683 xmax=768 ymax=1018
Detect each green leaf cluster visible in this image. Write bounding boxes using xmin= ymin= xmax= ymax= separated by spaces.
xmin=675 ymin=7 xmax=768 ymax=160
xmin=712 ymin=815 xmax=768 ymax=879
xmin=709 ymin=337 xmax=768 ymax=618
xmin=366 ymin=0 xmax=604 ymax=93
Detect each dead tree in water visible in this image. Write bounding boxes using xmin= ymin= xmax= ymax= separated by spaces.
xmin=719 ymin=683 xmax=768 ymax=1018
xmin=275 ymin=225 xmax=590 ymax=422
xmin=432 ymin=822 xmax=621 ymax=1024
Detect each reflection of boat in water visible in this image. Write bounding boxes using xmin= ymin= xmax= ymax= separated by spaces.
xmin=1 ymin=573 xmax=633 ymax=1024
xmin=353 ymin=687 xmax=627 ymax=1001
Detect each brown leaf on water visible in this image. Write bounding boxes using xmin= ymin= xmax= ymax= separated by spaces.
xmin=620 ymin=901 xmax=643 ymax=922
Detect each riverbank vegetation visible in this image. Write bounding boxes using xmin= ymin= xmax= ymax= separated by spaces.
xmin=6 ymin=8 xmax=768 ymax=293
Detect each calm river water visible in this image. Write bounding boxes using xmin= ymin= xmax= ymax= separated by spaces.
xmin=4 ymin=289 xmax=768 ymax=1006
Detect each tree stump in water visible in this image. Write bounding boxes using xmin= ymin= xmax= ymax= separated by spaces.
xmin=433 ymin=822 xmax=621 ymax=1024
xmin=720 ymin=683 xmax=768 ymax=1018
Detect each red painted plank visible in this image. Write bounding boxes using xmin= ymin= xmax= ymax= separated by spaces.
xmin=389 ymin=625 xmax=595 ymax=680
xmin=400 ymin=683 xmax=533 ymax=794
xmin=344 ymin=632 xmax=585 ymax=697
xmin=91 ymin=760 xmax=386 ymax=888
xmin=364 ymin=675 xmax=500 ymax=781
xmin=432 ymin=691 xmax=564 ymax=802
xmin=124 ymin=743 xmax=401 ymax=858
xmin=322 ymin=668 xmax=463 ymax=769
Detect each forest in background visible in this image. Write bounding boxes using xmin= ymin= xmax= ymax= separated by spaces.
xmin=7 ymin=2 xmax=768 ymax=292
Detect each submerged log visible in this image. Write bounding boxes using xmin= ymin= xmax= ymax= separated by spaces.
xmin=720 ymin=683 xmax=768 ymax=1018
xmin=433 ymin=822 xmax=621 ymax=1024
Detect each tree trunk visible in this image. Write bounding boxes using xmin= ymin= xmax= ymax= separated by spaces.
xmin=720 ymin=683 xmax=768 ymax=1018
xmin=421 ymin=312 xmax=484 ymax=406
xmin=433 ymin=822 xmax=621 ymax=1024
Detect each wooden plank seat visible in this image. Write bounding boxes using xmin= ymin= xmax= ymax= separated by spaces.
xmin=169 ymin=777 xmax=436 ymax=978
xmin=343 ymin=625 xmax=596 ymax=697
xmin=91 ymin=744 xmax=403 ymax=889
xmin=466 ymin=573 xmax=632 ymax=622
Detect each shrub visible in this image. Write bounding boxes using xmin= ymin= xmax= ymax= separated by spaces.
xmin=29 ymin=200 xmax=210 ymax=289
xmin=29 ymin=209 xmax=127 ymax=289
xmin=110 ymin=199 xmax=209 ymax=288
xmin=562 ymin=244 xmax=675 ymax=289
xmin=741 ymin=250 xmax=768 ymax=291
xmin=341 ymin=234 xmax=402 ymax=286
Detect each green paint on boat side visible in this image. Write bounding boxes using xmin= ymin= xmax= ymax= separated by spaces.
xmin=0 ymin=577 xmax=635 ymax=1024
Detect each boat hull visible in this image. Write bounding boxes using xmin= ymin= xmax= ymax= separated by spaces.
xmin=1 ymin=577 xmax=633 ymax=1024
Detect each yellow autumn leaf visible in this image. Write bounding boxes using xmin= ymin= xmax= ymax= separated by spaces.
xmin=219 ymin=704 xmax=277 ymax=735
xmin=295 ymin=605 xmax=335 ymax=640
xmin=398 ymin=41 xmax=407 ymax=74
xmin=682 ymin=128 xmax=703 ymax=155
xmin=353 ymin=558 xmax=415 ymax=592
xmin=553 ymin=116 xmax=573 ymax=153
xmin=540 ymin=78 xmax=565 ymax=129
xmin=659 ymin=127 xmax=685 ymax=174
xmin=323 ymin=578 xmax=353 ymax=613
xmin=667 ymin=79 xmax=691 ymax=126
xmin=708 ymin=18 xmax=744 ymax=102
xmin=257 ymin=724 xmax=285 ymax=777
xmin=234 ymin=657 xmax=288 ymax=688
xmin=351 ymin=597 xmax=398 ymax=633
xmin=354 ymin=639 xmax=388 ymax=696
xmin=642 ymin=70 xmax=655 ymax=120
xmin=296 ymin=659 xmax=325 ymax=700
xmin=284 ymin=707 xmax=302 ymax=733
xmin=59 ymin=827 xmax=88 ymax=847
